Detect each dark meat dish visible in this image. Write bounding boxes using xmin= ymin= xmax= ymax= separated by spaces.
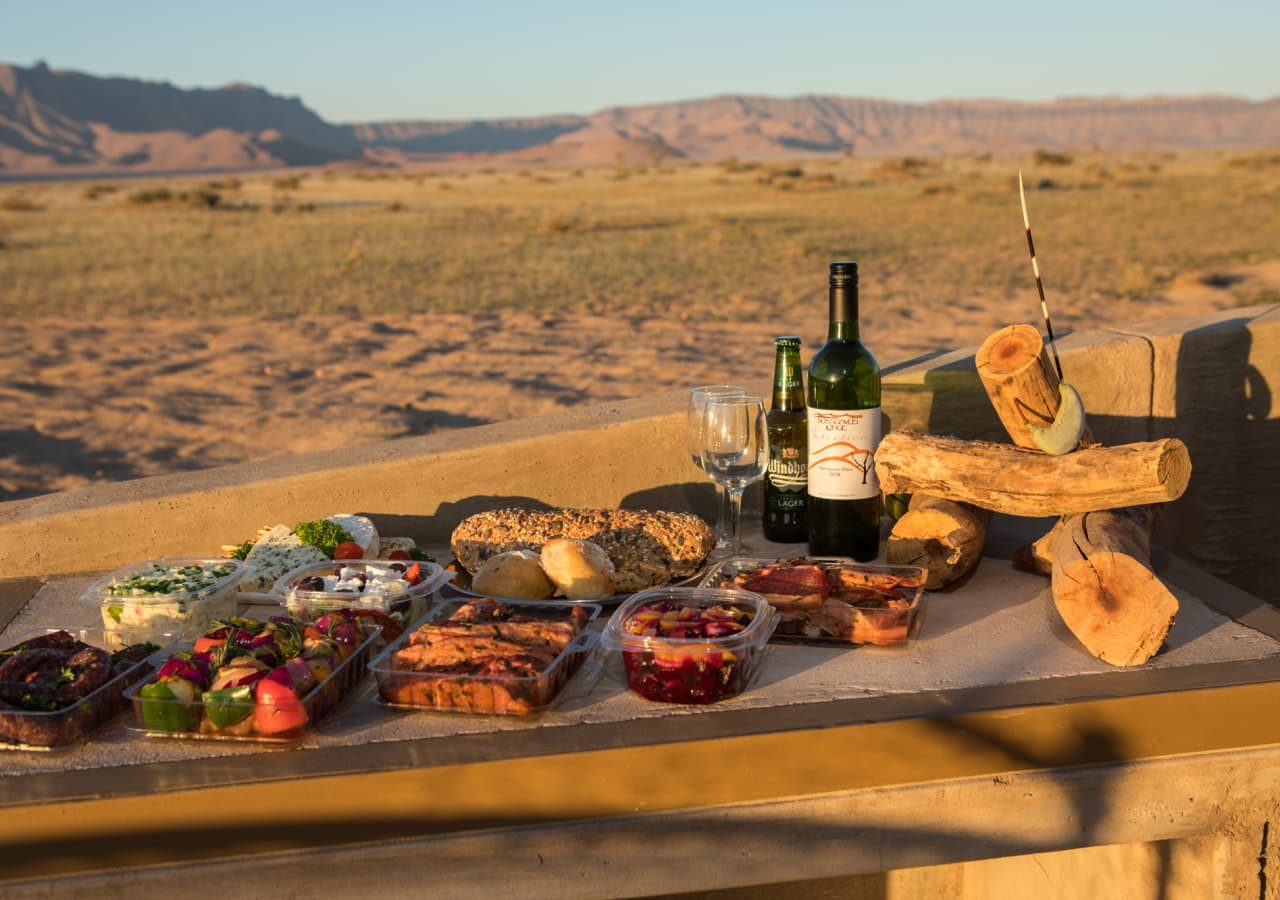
xmin=0 ymin=630 xmax=157 ymax=747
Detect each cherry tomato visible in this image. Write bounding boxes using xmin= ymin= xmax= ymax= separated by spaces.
xmin=403 ymin=562 xmax=422 ymax=586
xmin=387 ymin=549 xmax=411 ymax=561
xmin=254 ymin=678 xmax=308 ymax=736
xmin=333 ymin=541 xmax=364 ymax=560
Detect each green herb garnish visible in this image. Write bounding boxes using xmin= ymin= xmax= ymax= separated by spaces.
xmin=294 ymin=520 xmax=355 ymax=557
xmin=230 ymin=540 xmax=255 ymax=561
xmin=409 ymin=547 xmax=433 ymax=562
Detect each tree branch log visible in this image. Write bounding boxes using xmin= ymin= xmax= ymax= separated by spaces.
xmin=875 ymin=431 xmax=1191 ymax=517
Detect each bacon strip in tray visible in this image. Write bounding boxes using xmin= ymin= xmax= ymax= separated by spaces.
xmin=717 ymin=558 xmax=922 ymax=645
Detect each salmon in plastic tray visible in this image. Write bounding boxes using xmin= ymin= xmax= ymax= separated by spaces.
xmin=699 ymin=557 xmax=928 ymax=646
xmin=369 ymin=597 xmax=603 ymax=716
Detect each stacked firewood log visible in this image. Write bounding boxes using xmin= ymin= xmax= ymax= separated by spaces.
xmin=877 ymin=324 xmax=1190 ymax=667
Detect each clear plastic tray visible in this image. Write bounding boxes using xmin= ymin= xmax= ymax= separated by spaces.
xmin=699 ymin=556 xmax=927 ymax=646
xmin=369 ymin=597 xmax=603 ymax=716
xmin=124 ymin=616 xmax=379 ymax=743
xmin=0 ymin=626 xmax=171 ymax=751
xmin=82 ymin=558 xmax=252 ymax=649
xmin=273 ymin=559 xmax=451 ymax=628
xmin=600 ymin=587 xmax=779 ymax=704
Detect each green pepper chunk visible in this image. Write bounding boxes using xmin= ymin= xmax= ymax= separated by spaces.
xmin=202 ymin=685 xmax=254 ymax=730
xmin=138 ymin=682 xmax=199 ymax=732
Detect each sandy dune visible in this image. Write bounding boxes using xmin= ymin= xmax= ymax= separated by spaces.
xmin=3 ymin=261 xmax=1275 ymax=502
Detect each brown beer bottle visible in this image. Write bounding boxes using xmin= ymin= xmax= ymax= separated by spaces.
xmin=763 ymin=336 xmax=809 ymax=543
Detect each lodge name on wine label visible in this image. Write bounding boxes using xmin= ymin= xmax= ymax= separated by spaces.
xmin=807 ymin=407 xmax=882 ymax=500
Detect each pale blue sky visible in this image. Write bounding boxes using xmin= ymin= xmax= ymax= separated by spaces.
xmin=2 ymin=1 xmax=1277 ymax=123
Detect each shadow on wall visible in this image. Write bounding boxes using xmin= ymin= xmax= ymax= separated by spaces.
xmin=1162 ymin=317 xmax=1277 ymax=602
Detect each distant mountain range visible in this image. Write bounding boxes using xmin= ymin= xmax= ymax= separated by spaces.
xmin=2 ymin=61 xmax=1278 ymax=176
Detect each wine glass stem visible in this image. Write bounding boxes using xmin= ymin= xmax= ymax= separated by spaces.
xmin=727 ymin=487 xmax=745 ymax=555
xmin=714 ymin=483 xmax=733 ymax=549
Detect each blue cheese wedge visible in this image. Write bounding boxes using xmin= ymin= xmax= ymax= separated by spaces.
xmin=242 ymin=525 xmax=328 ymax=592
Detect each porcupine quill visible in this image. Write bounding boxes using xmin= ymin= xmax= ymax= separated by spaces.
xmin=1018 ymin=170 xmax=1065 ymax=381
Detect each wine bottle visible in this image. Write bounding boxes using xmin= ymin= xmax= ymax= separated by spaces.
xmin=807 ymin=261 xmax=882 ymax=561
xmin=764 ymin=336 xmax=808 ymax=543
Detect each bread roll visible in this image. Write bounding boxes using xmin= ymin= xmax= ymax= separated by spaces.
xmin=471 ymin=550 xmax=555 ymax=599
xmin=540 ymin=539 xmax=616 ymax=599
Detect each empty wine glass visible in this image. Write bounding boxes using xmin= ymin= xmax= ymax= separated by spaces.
xmin=687 ymin=384 xmax=746 ymax=552
xmin=699 ymin=394 xmax=768 ymax=557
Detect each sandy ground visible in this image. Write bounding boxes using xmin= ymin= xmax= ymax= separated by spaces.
xmin=2 ymin=262 xmax=1277 ymax=502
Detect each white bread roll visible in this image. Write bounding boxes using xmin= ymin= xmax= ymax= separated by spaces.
xmin=540 ymin=539 xmax=616 ymax=599
xmin=471 ymin=550 xmax=555 ymax=599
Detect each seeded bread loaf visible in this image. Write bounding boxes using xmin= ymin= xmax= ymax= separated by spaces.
xmin=450 ymin=508 xmax=715 ymax=593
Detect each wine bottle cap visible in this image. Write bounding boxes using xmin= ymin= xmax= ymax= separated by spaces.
xmin=774 ymin=336 xmax=802 ymax=348
xmin=828 ymin=261 xmax=859 ymax=287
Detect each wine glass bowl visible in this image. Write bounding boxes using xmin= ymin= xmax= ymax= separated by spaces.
xmin=687 ymin=384 xmax=747 ymax=551
xmin=699 ymin=394 xmax=768 ymax=556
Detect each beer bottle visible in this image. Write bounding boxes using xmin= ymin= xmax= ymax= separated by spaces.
xmin=764 ymin=336 xmax=809 ymax=543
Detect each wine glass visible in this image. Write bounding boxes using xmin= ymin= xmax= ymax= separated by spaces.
xmin=687 ymin=384 xmax=746 ymax=552
xmin=699 ymin=394 xmax=768 ymax=557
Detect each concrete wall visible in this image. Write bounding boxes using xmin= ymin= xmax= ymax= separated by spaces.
xmin=1 ymin=305 xmax=1276 ymax=599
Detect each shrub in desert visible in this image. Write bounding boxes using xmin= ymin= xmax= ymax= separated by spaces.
xmin=0 ymin=193 xmax=43 ymax=211
xmin=82 ymin=183 xmax=119 ymax=201
xmin=1033 ymin=148 xmax=1074 ymax=166
xmin=272 ymin=174 xmax=304 ymax=191
xmin=128 ymin=187 xmax=174 ymax=204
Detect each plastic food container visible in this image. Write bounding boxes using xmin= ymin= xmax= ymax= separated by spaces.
xmin=369 ymin=597 xmax=603 ymax=716
xmin=82 ymin=558 xmax=251 ymax=650
xmin=600 ymin=587 xmax=778 ymax=705
xmin=699 ymin=557 xmax=927 ymax=646
xmin=0 ymin=626 xmax=170 ymax=750
xmin=273 ymin=559 xmax=451 ymax=628
xmin=124 ymin=616 xmax=379 ymax=743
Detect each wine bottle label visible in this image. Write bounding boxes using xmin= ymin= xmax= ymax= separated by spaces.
xmin=807 ymin=407 xmax=881 ymax=500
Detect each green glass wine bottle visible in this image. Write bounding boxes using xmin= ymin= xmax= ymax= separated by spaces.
xmin=807 ymin=261 xmax=882 ymax=561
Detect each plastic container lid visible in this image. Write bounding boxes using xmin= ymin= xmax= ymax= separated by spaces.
xmin=601 ymin=586 xmax=777 ymax=655
xmin=272 ymin=559 xmax=451 ymax=613
xmin=83 ymin=558 xmax=251 ymax=608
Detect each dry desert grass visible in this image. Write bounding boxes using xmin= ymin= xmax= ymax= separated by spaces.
xmin=1 ymin=149 xmax=1278 ymax=500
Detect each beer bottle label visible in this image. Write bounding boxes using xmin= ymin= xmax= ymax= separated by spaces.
xmin=807 ymin=407 xmax=881 ymax=500
xmin=766 ymin=446 xmax=807 ymax=493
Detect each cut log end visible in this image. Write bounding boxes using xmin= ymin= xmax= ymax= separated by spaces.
xmin=887 ymin=496 xmax=991 ymax=590
xmin=1050 ymin=509 xmax=1178 ymax=667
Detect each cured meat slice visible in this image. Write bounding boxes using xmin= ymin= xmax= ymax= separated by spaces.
xmin=739 ymin=564 xmax=831 ymax=599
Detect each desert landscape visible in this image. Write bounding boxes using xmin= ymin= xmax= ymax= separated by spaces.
xmin=2 ymin=146 xmax=1279 ymax=501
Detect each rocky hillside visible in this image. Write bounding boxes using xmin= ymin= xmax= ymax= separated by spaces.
xmin=1 ymin=61 xmax=1277 ymax=175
